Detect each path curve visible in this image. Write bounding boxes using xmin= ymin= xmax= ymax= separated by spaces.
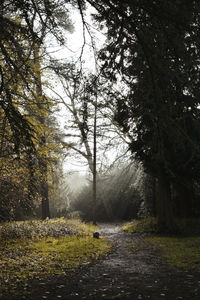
xmin=29 ymin=223 xmax=200 ymax=300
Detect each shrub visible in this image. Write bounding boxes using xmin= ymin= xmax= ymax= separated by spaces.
xmin=0 ymin=218 xmax=80 ymax=240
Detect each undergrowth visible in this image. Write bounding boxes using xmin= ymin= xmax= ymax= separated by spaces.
xmin=123 ymin=217 xmax=200 ymax=235
xmin=123 ymin=217 xmax=158 ymax=234
xmin=0 ymin=218 xmax=83 ymax=240
xmin=0 ymin=218 xmax=112 ymax=298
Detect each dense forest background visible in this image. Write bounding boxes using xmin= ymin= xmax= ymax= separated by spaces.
xmin=1 ymin=0 xmax=200 ymax=233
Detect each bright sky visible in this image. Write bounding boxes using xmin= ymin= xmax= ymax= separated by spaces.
xmin=45 ymin=6 xmax=120 ymax=176
xmin=48 ymin=6 xmax=106 ymax=69
xmin=45 ymin=6 xmax=103 ymax=174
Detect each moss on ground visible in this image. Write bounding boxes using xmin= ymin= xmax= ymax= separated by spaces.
xmin=123 ymin=217 xmax=158 ymax=234
xmin=0 ymin=218 xmax=112 ymax=298
xmin=123 ymin=217 xmax=200 ymax=271
xmin=123 ymin=217 xmax=200 ymax=235
xmin=146 ymin=236 xmax=200 ymax=271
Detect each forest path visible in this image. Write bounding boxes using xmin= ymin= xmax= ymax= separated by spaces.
xmin=29 ymin=223 xmax=200 ymax=300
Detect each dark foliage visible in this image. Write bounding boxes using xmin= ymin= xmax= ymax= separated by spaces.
xmin=82 ymin=0 xmax=200 ymax=230
xmin=87 ymin=0 xmax=200 ymax=184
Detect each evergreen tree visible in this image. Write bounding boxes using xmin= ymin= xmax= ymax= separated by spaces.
xmin=84 ymin=0 xmax=200 ymax=231
xmin=0 ymin=0 xmax=72 ymax=220
xmin=0 ymin=0 xmax=72 ymax=154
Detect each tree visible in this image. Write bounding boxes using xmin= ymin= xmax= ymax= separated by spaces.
xmin=52 ymin=63 xmax=101 ymax=224
xmin=81 ymin=0 xmax=200 ymax=231
xmin=0 ymin=0 xmax=68 ymax=150
xmin=51 ymin=60 xmax=132 ymax=223
xmin=0 ymin=0 xmax=72 ymax=220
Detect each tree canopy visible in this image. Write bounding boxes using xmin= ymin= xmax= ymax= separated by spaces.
xmin=0 ymin=0 xmax=71 ymax=220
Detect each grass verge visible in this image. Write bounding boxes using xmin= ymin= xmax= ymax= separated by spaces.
xmin=123 ymin=217 xmax=158 ymax=234
xmin=146 ymin=236 xmax=200 ymax=271
xmin=0 ymin=218 xmax=112 ymax=298
xmin=123 ymin=217 xmax=200 ymax=271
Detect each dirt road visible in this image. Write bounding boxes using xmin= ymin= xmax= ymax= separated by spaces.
xmin=15 ymin=223 xmax=200 ymax=299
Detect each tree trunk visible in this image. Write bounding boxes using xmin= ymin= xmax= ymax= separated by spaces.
xmin=41 ymin=159 xmax=50 ymax=220
xmin=26 ymin=152 xmax=35 ymax=216
xmin=34 ymin=44 xmax=50 ymax=220
xmin=156 ymin=170 xmax=177 ymax=232
xmin=175 ymin=184 xmax=193 ymax=218
xmin=93 ymin=99 xmax=97 ymax=225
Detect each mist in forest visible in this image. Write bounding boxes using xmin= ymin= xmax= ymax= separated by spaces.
xmin=65 ymin=162 xmax=154 ymax=222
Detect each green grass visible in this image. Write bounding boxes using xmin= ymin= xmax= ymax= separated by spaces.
xmin=0 ymin=218 xmax=112 ymax=298
xmin=123 ymin=217 xmax=158 ymax=233
xmin=146 ymin=236 xmax=200 ymax=271
xmin=122 ymin=217 xmax=200 ymax=235
xmin=123 ymin=217 xmax=200 ymax=271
